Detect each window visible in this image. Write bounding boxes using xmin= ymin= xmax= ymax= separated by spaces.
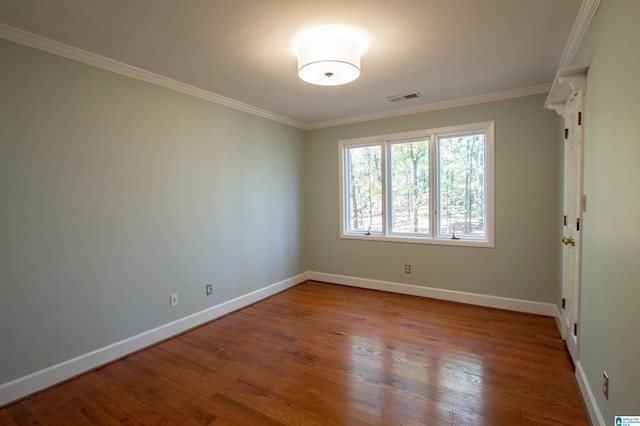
xmin=339 ymin=122 xmax=494 ymax=247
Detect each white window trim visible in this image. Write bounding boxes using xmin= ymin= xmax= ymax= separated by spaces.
xmin=339 ymin=121 xmax=494 ymax=248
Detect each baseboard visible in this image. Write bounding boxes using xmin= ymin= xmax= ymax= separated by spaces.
xmin=0 ymin=272 xmax=308 ymax=407
xmin=0 ymin=271 xmax=563 ymax=407
xmin=575 ymin=361 xmax=605 ymax=426
xmin=308 ymin=271 xmax=558 ymax=317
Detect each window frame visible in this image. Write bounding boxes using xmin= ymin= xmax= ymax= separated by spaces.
xmin=339 ymin=121 xmax=494 ymax=248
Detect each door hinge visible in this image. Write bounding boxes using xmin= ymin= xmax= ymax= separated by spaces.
xmin=578 ymin=112 xmax=582 ymax=125
xmin=564 ymin=215 xmax=567 ymax=226
xmin=574 ymin=323 xmax=578 ymax=336
xmin=564 ymin=128 xmax=569 ymax=139
xmin=562 ymin=298 xmax=566 ymax=309
xmin=577 ymin=218 xmax=580 ymax=231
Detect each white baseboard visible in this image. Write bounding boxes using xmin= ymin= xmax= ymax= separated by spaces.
xmin=0 ymin=271 xmax=563 ymax=408
xmin=0 ymin=272 xmax=308 ymax=407
xmin=308 ymin=271 xmax=558 ymax=317
xmin=575 ymin=361 xmax=605 ymax=426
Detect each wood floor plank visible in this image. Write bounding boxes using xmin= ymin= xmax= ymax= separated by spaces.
xmin=65 ymin=371 xmax=161 ymax=425
xmin=17 ymin=394 xmax=67 ymax=426
xmin=28 ymin=385 xmax=97 ymax=425
xmin=3 ymin=403 xmax=39 ymax=425
xmin=159 ymin=339 xmax=382 ymax=424
xmin=0 ymin=409 xmax=18 ymax=426
xmin=1 ymin=281 xmax=589 ymax=425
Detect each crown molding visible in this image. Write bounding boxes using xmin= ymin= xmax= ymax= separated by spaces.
xmin=303 ymin=83 xmax=552 ymax=130
xmin=3 ymin=4 xmax=594 ymax=134
xmin=0 ymin=23 xmax=305 ymax=129
xmin=557 ymin=0 xmax=602 ymax=68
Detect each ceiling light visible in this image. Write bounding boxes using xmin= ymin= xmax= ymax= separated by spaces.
xmin=292 ymin=25 xmax=368 ymax=86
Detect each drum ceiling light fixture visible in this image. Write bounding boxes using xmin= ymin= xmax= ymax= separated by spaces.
xmin=292 ymin=24 xmax=368 ymax=86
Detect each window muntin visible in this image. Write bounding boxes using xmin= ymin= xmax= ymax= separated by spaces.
xmin=339 ymin=122 xmax=494 ymax=247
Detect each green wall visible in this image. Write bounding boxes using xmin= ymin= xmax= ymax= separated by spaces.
xmin=572 ymin=0 xmax=640 ymax=418
xmin=1 ymin=30 xmax=570 ymax=400
xmin=0 ymin=39 xmax=307 ymax=384
xmin=305 ymin=94 xmax=563 ymax=303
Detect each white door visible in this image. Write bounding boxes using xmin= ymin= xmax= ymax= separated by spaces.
xmin=561 ymin=91 xmax=584 ymax=362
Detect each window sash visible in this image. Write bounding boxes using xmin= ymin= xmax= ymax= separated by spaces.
xmin=344 ymin=142 xmax=383 ymax=234
xmin=435 ymin=131 xmax=487 ymax=240
xmin=387 ymin=138 xmax=431 ymax=237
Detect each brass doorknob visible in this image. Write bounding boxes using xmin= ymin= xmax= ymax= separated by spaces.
xmin=562 ymin=237 xmax=575 ymax=246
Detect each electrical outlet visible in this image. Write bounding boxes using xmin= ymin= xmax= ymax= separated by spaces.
xmin=405 ymin=264 xmax=411 ymax=274
xmin=206 ymin=284 xmax=213 ymax=296
xmin=603 ymin=372 xmax=609 ymax=400
xmin=170 ymin=293 xmax=179 ymax=308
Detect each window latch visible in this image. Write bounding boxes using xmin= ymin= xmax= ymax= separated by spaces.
xmin=451 ymin=227 xmax=460 ymax=240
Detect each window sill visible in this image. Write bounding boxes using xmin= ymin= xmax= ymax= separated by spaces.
xmin=340 ymin=233 xmax=494 ymax=248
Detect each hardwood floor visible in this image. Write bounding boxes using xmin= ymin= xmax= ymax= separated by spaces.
xmin=1 ymin=281 xmax=589 ymax=425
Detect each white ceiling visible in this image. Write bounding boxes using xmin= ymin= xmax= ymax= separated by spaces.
xmin=0 ymin=0 xmax=583 ymax=127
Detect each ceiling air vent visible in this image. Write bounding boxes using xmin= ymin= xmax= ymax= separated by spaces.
xmin=386 ymin=91 xmax=421 ymax=102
